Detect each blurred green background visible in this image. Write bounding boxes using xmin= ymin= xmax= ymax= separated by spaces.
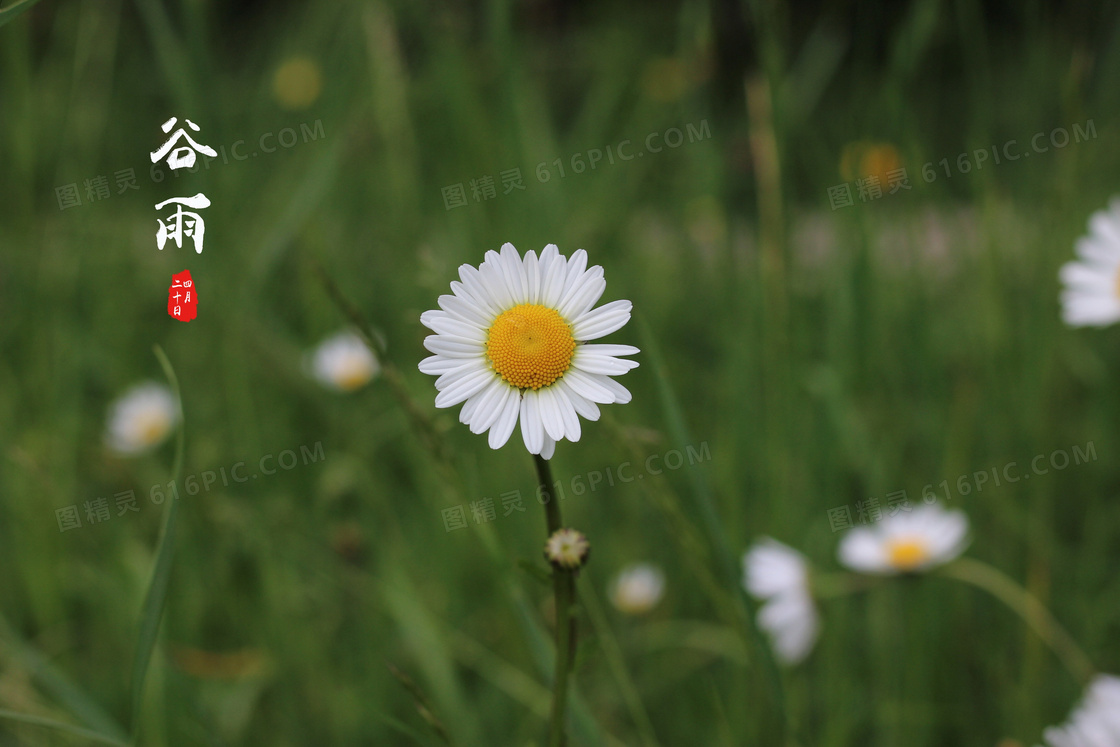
xmin=2 ymin=0 xmax=1120 ymax=744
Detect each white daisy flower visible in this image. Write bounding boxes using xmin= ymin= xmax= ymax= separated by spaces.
xmin=1060 ymin=197 xmax=1120 ymax=327
xmin=609 ymin=563 xmax=665 ymax=615
xmin=1038 ymin=674 xmax=1120 ymax=747
xmin=418 ymin=243 xmax=639 ymax=459
xmin=743 ymin=538 xmax=820 ymax=665
xmin=105 ymin=382 xmax=179 ymax=456
xmin=838 ymin=502 xmax=969 ymax=575
xmin=309 ymin=331 xmax=380 ymax=392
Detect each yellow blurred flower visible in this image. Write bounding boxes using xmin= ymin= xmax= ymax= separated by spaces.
xmin=272 ymin=56 xmax=323 ymax=111
xmin=839 ymin=141 xmax=903 ymax=190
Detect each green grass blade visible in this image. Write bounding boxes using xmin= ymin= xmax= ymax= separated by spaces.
xmin=634 ymin=314 xmax=788 ymax=736
xmin=0 ymin=709 xmax=130 ymax=746
xmin=0 ymin=613 xmax=129 ymax=742
xmin=0 ymin=0 xmax=45 ymax=29
xmin=129 ymin=345 xmax=186 ymax=735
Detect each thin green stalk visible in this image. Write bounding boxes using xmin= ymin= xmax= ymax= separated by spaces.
xmin=130 ymin=345 xmax=185 ymax=739
xmin=810 ymin=571 xmax=886 ymax=599
xmin=939 ymin=557 xmax=1096 ymax=685
xmin=0 ymin=0 xmax=47 ymax=29
xmin=534 ymin=453 xmax=577 ymax=747
xmin=0 ymin=709 xmax=130 ymax=747
xmin=309 ymin=258 xmax=457 ymax=474
xmin=577 ymin=578 xmax=661 ymax=747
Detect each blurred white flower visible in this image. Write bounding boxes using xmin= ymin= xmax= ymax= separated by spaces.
xmin=1060 ymin=198 xmax=1120 ymax=327
xmin=1038 ymin=674 xmax=1120 ymax=747
xmin=310 ymin=331 xmax=380 ymax=392
xmin=743 ymin=538 xmax=819 ymax=665
xmin=105 ymin=382 xmax=178 ymax=456
xmin=838 ymin=502 xmax=969 ymax=575
xmin=609 ymin=563 xmax=665 ymax=615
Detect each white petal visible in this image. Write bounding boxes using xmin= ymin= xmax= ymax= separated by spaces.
xmin=435 ymin=359 xmax=487 ymax=390
xmin=571 ymin=350 xmax=640 ymax=376
xmin=423 ymin=336 xmax=485 ymax=358
xmin=458 ymin=264 xmax=501 ymax=315
xmin=460 ymin=391 xmax=483 ymax=424
xmin=488 ymin=392 xmax=521 ymax=449
xmin=539 ymin=436 xmax=556 ymax=460
xmin=540 ymin=248 xmax=569 ymax=308
xmin=837 ymin=528 xmax=889 ymax=573
xmin=560 ymin=368 xmax=616 ymax=404
xmin=424 ymin=315 xmax=486 ymax=342
xmin=578 ymin=344 xmax=639 ymax=358
xmin=1074 ymin=236 xmax=1120 ymax=268
xmin=419 ymin=309 xmax=448 ymax=329
xmin=572 ymin=300 xmax=632 ymax=340
xmin=558 ymin=249 xmax=588 ymax=304
xmin=488 ymin=248 xmax=521 ymax=307
xmin=469 ymin=380 xmax=512 ymax=434
xmin=595 ymin=375 xmax=632 ymax=404
xmin=761 ymin=593 xmax=819 ymax=664
xmin=438 ymin=293 xmax=492 ymax=327
xmin=520 ymin=390 xmax=545 ymax=454
xmin=480 ymin=253 xmax=514 ymax=310
xmin=1060 ymin=262 xmax=1115 ymax=292
xmin=1062 ymin=292 xmax=1120 ymax=327
xmin=559 ymin=383 xmax=601 ymax=421
xmin=558 ymin=267 xmax=606 ymax=321
xmin=743 ymin=539 xmax=808 ymax=599
xmin=419 ymin=355 xmax=465 ymax=375
xmin=524 ymin=250 xmax=541 ymax=304
xmin=538 ymin=243 xmax=559 ymax=283
xmin=536 ymin=386 xmax=566 ymax=441
xmin=500 ymin=242 xmax=529 ymax=302
xmin=551 ymin=385 xmax=582 ymax=441
xmin=434 ymin=367 xmax=494 ymax=408
xmin=925 ymin=509 xmax=970 ymax=564
xmin=1089 ymin=209 xmax=1120 ymax=248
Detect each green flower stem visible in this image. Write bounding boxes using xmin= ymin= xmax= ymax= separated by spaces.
xmin=534 ymin=453 xmax=577 ymax=747
xmin=810 ymin=571 xmax=886 ymax=599
xmin=939 ymin=557 xmax=1096 ymax=686
xmin=310 ymin=260 xmax=455 ymax=469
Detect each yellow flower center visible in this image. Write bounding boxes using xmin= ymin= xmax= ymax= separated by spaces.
xmin=486 ymin=304 xmax=576 ymax=390
xmin=139 ymin=414 xmax=170 ymax=445
xmin=336 ymin=363 xmax=372 ymax=391
xmin=886 ymin=538 xmax=931 ymax=571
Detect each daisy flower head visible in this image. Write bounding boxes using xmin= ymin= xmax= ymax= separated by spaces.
xmin=418 ymin=243 xmax=639 ymax=459
xmin=105 ymin=382 xmax=179 ymax=456
xmin=743 ymin=538 xmax=820 ymax=665
xmin=1038 ymin=674 xmax=1120 ymax=747
xmin=1060 ymin=197 xmax=1120 ymax=327
xmin=309 ymin=331 xmax=380 ymax=392
xmin=545 ymin=528 xmax=590 ymax=570
xmin=838 ymin=502 xmax=969 ymax=576
xmin=609 ymin=563 xmax=665 ymax=615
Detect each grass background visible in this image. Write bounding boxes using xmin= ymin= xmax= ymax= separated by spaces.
xmin=2 ymin=0 xmax=1119 ymax=744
